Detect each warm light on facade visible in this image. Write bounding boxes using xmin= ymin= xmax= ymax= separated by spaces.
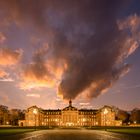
xmin=33 ymin=108 xmax=38 ymax=115
xmin=22 ymin=103 xmax=122 ymax=127
xmin=103 ymin=108 xmax=108 ymax=115
xmin=83 ymin=118 xmax=86 ymax=122
xmin=134 ymin=121 xmax=137 ymax=124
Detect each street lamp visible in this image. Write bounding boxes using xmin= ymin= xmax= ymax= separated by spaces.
xmin=103 ymin=108 xmax=108 ymax=131
xmin=134 ymin=121 xmax=137 ymax=126
xmin=33 ymin=108 xmax=38 ymax=130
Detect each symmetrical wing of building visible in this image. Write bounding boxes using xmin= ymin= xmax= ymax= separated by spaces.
xmin=19 ymin=100 xmax=122 ymax=127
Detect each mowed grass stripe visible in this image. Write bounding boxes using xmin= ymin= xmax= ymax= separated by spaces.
xmin=107 ymin=128 xmax=140 ymax=135
xmin=0 ymin=129 xmax=35 ymax=136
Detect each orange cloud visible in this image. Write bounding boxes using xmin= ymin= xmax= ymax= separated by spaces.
xmin=0 ymin=69 xmax=8 ymax=78
xmin=19 ymin=60 xmax=66 ymax=90
xmin=0 ymin=69 xmax=14 ymax=82
xmin=118 ymin=15 xmax=140 ymax=55
xmin=26 ymin=93 xmax=40 ymax=98
xmin=118 ymin=14 xmax=140 ymax=33
xmin=79 ymin=102 xmax=90 ymax=106
xmin=19 ymin=45 xmax=67 ymax=90
xmin=0 ymin=47 xmax=22 ymax=66
xmin=20 ymin=71 xmax=56 ymax=90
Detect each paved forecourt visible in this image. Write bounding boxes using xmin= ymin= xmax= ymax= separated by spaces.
xmin=1 ymin=129 xmax=140 ymax=140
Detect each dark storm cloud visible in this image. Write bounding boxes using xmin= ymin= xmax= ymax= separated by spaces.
xmin=0 ymin=0 xmax=139 ymax=99
xmin=24 ymin=47 xmax=51 ymax=81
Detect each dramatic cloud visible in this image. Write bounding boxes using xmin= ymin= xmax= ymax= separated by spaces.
xmin=0 ymin=47 xmax=22 ymax=82
xmin=0 ymin=69 xmax=8 ymax=78
xmin=117 ymin=14 xmax=140 ymax=59
xmin=0 ymin=69 xmax=14 ymax=82
xmin=0 ymin=0 xmax=139 ymax=101
xmin=0 ymin=47 xmax=22 ymax=66
xmin=20 ymin=46 xmax=66 ymax=90
xmin=79 ymin=102 xmax=90 ymax=106
xmin=26 ymin=93 xmax=40 ymax=98
xmin=0 ymin=78 xmax=14 ymax=82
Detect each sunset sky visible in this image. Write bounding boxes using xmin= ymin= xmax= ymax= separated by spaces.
xmin=0 ymin=0 xmax=140 ymax=110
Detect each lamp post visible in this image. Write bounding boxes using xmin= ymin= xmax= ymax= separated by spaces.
xmin=134 ymin=121 xmax=137 ymax=126
xmin=103 ymin=108 xmax=108 ymax=131
xmin=33 ymin=108 xmax=38 ymax=130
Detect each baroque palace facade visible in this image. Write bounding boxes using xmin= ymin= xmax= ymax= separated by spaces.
xmin=19 ymin=100 xmax=122 ymax=127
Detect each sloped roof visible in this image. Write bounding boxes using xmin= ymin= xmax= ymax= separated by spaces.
xmin=63 ymin=105 xmax=78 ymax=111
xmin=97 ymin=105 xmax=114 ymax=113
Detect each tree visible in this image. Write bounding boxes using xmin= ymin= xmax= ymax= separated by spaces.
xmin=116 ymin=110 xmax=129 ymax=123
xmin=130 ymin=108 xmax=140 ymax=124
xmin=0 ymin=105 xmax=9 ymax=125
xmin=10 ymin=109 xmax=25 ymax=125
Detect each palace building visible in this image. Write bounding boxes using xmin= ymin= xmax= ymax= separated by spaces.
xmin=19 ymin=100 xmax=122 ymax=127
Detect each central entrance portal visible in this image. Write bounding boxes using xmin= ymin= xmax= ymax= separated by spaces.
xmin=66 ymin=122 xmax=74 ymax=127
xmin=62 ymin=100 xmax=78 ymax=127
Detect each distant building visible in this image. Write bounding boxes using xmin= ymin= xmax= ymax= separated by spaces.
xmin=20 ymin=100 xmax=122 ymax=127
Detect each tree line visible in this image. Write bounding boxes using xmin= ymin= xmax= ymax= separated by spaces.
xmin=0 ymin=105 xmax=25 ymax=126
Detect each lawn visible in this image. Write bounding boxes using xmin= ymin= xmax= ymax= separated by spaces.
xmin=0 ymin=128 xmax=35 ymax=136
xmin=89 ymin=126 xmax=140 ymax=135
xmin=107 ymin=127 xmax=140 ymax=135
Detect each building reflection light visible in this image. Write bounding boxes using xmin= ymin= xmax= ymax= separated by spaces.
xmin=33 ymin=108 xmax=38 ymax=130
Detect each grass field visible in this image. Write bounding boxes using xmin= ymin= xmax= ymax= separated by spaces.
xmin=89 ymin=126 xmax=140 ymax=135
xmin=107 ymin=128 xmax=140 ymax=135
xmin=0 ymin=128 xmax=35 ymax=136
